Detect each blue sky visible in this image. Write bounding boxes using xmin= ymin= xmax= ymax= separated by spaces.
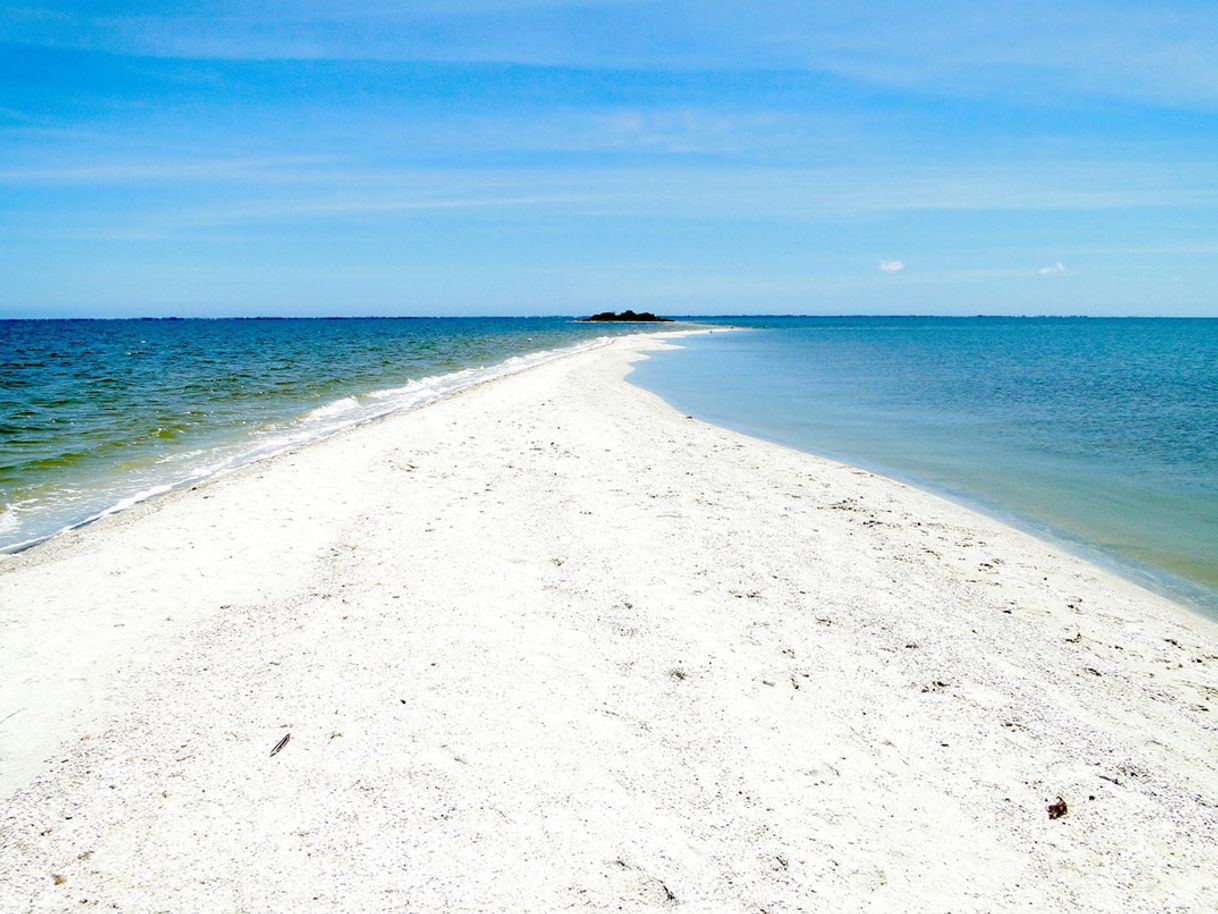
xmin=2 ymin=1 xmax=1217 ymax=317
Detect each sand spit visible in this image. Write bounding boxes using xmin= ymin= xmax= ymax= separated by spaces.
xmin=1 ymin=331 xmax=1216 ymax=912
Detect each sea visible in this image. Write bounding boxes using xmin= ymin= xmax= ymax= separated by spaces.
xmin=629 ymin=316 xmax=1218 ymax=614
xmin=2 ymin=315 xmax=1216 ymax=615
xmin=0 ymin=317 xmax=669 ymax=552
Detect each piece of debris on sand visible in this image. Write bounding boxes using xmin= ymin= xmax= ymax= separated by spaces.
xmin=1047 ymin=796 xmax=1068 ymax=820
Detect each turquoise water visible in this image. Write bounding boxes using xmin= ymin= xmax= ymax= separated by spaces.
xmin=0 ymin=317 xmax=669 ymax=551
xmin=632 ymin=317 xmax=1218 ymax=612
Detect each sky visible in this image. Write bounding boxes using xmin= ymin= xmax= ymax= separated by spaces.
xmin=2 ymin=1 xmax=1217 ymax=317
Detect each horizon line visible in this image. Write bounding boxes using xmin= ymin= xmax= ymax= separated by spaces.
xmin=2 ymin=313 xmax=1216 ymax=322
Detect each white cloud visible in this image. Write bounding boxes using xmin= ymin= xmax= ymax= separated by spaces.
xmin=1038 ymin=261 xmax=1067 ymax=274
xmin=879 ymin=259 xmax=905 ymax=272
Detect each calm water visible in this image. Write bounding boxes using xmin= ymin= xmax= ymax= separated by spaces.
xmin=633 ymin=317 xmax=1218 ymax=612
xmin=0 ymin=317 xmax=669 ymax=551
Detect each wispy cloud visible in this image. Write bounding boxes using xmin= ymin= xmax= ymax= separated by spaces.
xmin=21 ymin=192 xmax=599 ymax=240
xmin=878 ymin=260 xmax=905 ymax=272
xmin=6 ymin=2 xmax=1218 ymax=105
xmin=6 ymin=161 xmax=1218 ymax=249
xmin=0 ymin=106 xmax=37 ymax=123
xmin=1038 ymin=261 xmax=1066 ymax=275
xmin=0 ymin=156 xmax=332 ymax=183
xmin=195 ymin=194 xmax=594 ymax=221
xmin=11 ymin=157 xmax=1214 ymax=209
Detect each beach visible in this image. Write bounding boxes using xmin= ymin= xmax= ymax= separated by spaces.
xmin=1 ymin=329 xmax=1216 ymax=911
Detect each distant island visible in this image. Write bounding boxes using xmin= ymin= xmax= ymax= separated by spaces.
xmin=578 ymin=310 xmax=675 ymax=323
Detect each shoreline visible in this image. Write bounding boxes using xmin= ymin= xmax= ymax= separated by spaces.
xmin=0 ymin=329 xmax=686 ymax=558
xmin=627 ymin=383 xmax=1218 ymax=621
xmin=628 ymin=319 xmax=1218 ymax=623
xmin=2 ymin=331 xmax=1216 ymax=911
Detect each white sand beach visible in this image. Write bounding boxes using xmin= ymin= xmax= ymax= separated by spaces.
xmin=1 ymin=330 xmax=1216 ymax=912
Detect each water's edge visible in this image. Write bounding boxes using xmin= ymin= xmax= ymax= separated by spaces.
xmin=628 ymin=332 xmax=1216 ymax=619
xmin=2 ymin=333 xmax=630 ymax=556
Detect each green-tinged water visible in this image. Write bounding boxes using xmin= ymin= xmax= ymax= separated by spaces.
xmin=632 ymin=316 xmax=1218 ymax=613
xmin=0 ymin=316 xmax=667 ymax=550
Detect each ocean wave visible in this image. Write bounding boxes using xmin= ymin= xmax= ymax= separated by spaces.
xmin=87 ymin=484 xmax=175 ymax=521
xmin=301 ymin=396 xmax=361 ymax=423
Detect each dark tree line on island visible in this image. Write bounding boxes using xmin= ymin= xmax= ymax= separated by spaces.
xmin=578 ymin=310 xmax=675 ymax=323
